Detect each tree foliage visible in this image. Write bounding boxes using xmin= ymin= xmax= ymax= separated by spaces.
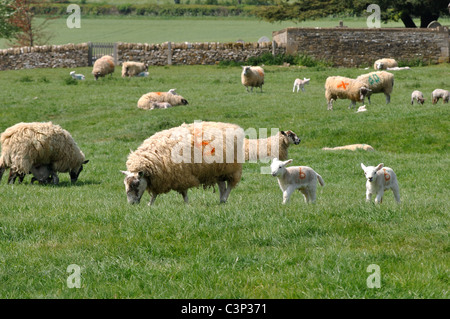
xmin=0 ymin=0 xmax=18 ymax=39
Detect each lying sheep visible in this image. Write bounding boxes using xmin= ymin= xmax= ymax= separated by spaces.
xmin=70 ymin=71 xmax=85 ymax=80
xmin=0 ymin=122 xmax=88 ymax=185
xmin=141 ymin=101 xmax=173 ymax=110
xmin=241 ymin=66 xmax=264 ymax=92
xmin=374 ymin=58 xmax=398 ymax=70
xmin=121 ymin=121 xmax=244 ymax=205
xmin=361 ymin=163 xmax=400 ymax=204
xmin=270 ymin=158 xmax=324 ymax=204
xmin=293 ymin=78 xmax=310 ymax=92
xmin=137 ymin=90 xmax=188 ymax=110
xmin=325 ymin=76 xmax=371 ymax=110
xmin=431 ymin=89 xmax=449 ymax=104
xmin=244 ymin=130 xmax=301 ymax=161
xmin=92 ymin=55 xmax=115 ymax=80
xmin=322 ymin=144 xmax=374 ymax=151
xmin=355 ymin=71 xmax=394 ymax=104
xmin=411 ymin=90 xmax=425 ymax=105
xmin=121 ymin=61 xmax=148 ymax=78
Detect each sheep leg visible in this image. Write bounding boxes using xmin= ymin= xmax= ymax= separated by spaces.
xmin=148 ymin=193 xmax=157 ymax=206
xmin=327 ymin=99 xmax=333 ymax=111
xmin=366 ymin=191 xmax=372 ymax=202
xmin=8 ymin=170 xmax=18 ymax=184
xmin=282 ymin=185 xmax=296 ymax=204
xmin=18 ymin=173 xmax=26 ymax=184
xmin=375 ymin=191 xmax=384 ymax=204
xmin=299 ymin=188 xmax=309 ymax=203
xmin=218 ymin=181 xmax=232 ymax=203
xmin=301 ymin=87 xmax=305 ymax=92
xmin=293 ymin=84 xmax=296 ymax=93
xmin=180 ymin=190 xmax=188 ymax=204
xmin=392 ymin=186 xmax=401 ymax=203
xmin=309 ymin=187 xmax=317 ymax=204
xmin=385 ymin=93 xmax=390 ymax=104
xmin=51 ymin=171 xmax=59 ymax=185
xmin=348 ymin=100 xmax=356 ymax=109
xmin=0 ymin=166 xmax=4 ymax=183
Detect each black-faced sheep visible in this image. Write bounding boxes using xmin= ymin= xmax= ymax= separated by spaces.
xmin=121 ymin=61 xmax=148 ymax=78
xmin=244 ymin=130 xmax=301 ymax=162
xmin=92 ymin=55 xmax=115 ymax=80
xmin=325 ymin=76 xmax=371 ymax=110
xmin=137 ymin=90 xmax=188 ymax=110
xmin=241 ymin=66 xmax=264 ymax=92
xmin=355 ymin=71 xmax=394 ymax=104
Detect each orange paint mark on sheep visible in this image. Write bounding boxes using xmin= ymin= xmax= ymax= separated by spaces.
xmin=337 ymin=81 xmax=349 ymax=90
xmin=257 ymin=70 xmax=264 ymax=77
xmin=383 ymin=168 xmax=390 ymax=181
xmin=299 ymin=167 xmax=306 ymax=179
xmin=155 ymin=92 xmax=162 ymax=96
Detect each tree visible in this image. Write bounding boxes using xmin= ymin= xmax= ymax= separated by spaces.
xmin=256 ymin=0 xmax=450 ymax=28
xmin=0 ymin=0 xmax=18 ymax=39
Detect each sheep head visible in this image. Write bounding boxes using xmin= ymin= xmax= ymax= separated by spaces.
xmin=271 ymin=158 xmax=293 ymax=177
xmin=121 ymin=170 xmax=147 ymax=204
xmin=361 ymin=163 xmax=383 ymax=183
xmin=70 ymin=160 xmax=89 ymax=183
xmin=281 ymin=130 xmax=301 ymax=145
xmin=359 ymin=87 xmax=372 ymax=101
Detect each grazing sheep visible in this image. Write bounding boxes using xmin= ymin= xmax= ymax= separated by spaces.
xmin=241 ymin=66 xmax=264 ymax=92
xmin=121 ymin=121 xmax=244 ymax=205
xmin=244 ymin=130 xmax=301 ymax=161
xmin=121 ymin=61 xmax=148 ymax=78
xmin=355 ymin=71 xmax=394 ymax=104
xmin=374 ymin=58 xmax=398 ymax=70
xmin=293 ymin=78 xmax=310 ymax=92
xmin=361 ymin=163 xmax=400 ymax=204
xmin=270 ymin=158 xmax=324 ymax=204
xmin=70 ymin=71 xmax=85 ymax=80
xmin=431 ymin=89 xmax=449 ymax=104
xmin=0 ymin=122 xmax=89 ymax=185
xmin=322 ymin=144 xmax=374 ymax=151
xmin=411 ymin=90 xmax=425 ymax=105
xmin=92 ymin=55 xmax=115 ymax=80
xmin=137 ymin=90 xmax=188 ymax=110
xmin=325 ymin=76 xmax=371 ymax=110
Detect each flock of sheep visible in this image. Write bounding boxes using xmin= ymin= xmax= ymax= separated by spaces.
xmin=0 ymin=55 xmax=448 ymax=206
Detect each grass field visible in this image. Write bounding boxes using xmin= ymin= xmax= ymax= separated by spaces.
xmin=0 ymin=62 xmax=448 ymax=298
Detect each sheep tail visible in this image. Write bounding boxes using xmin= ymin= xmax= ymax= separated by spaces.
xmin=317 ymin=173 xmax=325 ymax=187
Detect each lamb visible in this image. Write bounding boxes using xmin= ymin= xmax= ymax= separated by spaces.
xmin=137 ymin=71 xmax=149 ymax=77
xmin=70 ymin=71 xmax=85 ymax=80
xmin=244 ymin=130 xmax=301 ymax=162
xmin=140 ymin=101 xmax=173 ymax=110
xmin=241 ymin=66 xmax=264 ymax=92
xmin=270 ymin=158 xmax=324 ymax=204
xmin=361 ymin=163 xmax=400 ymax=204
xmin=92 ymin=55 xmax=115 ymax=80
xmin=325 ymin=76 xmax=371 ymax=110
xmin=374 ymin=58 xmax=398 ymax=70
xmin=322 ymin=144 xmax=374 ymax=151
xmin=411 ymin=90 xmax=425 ymax=105
xmin=0 ymin=122 xmax=89 ymax=185
xmin=121 ymin=121 xmax=244 ymax=205
xmin=293 ymin=78 xmax=310 ymax=92
xmin=355 ymin=71 xmax=394 ymax=104
xmin=137 ymin=90 xmax=188 ymax=110
xmin=30 ymin=164 xmax=53 ymax=184
xmin=121 ymin=61 xmax=148 ymax=78
xmin=431 ymin=89 xmax=449 ymax=104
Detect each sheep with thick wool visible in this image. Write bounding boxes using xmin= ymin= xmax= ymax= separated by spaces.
xmin=355 ymin=71 xmax=394 ymax=104
xmin=121 ymin=121 xmax=244 ymax=205
xmin=361 ymin=163 xmax=400 ymax=204
xmin=0 ymin=122 xmax=88 ymax=184
xmin=411 ymin=90 xmax=425 ymax=105
xmin=241 ymin=66 xmax=264 ymax=92
xmin=374 ymin=58 xmax=398 ymax=70
xmin=431 ymin=89 xmax=449 ymax=104
xmin=325 ymin=76 xmax=371 ymax=110
xmin=137 ymin=90 xmax=188 ymax=110
xmin=92 ymin=55 xmax=115 ymax=80
xmin=244 ymin=130 xmax=300 ymax=162
xmin=121 ymin=61 xmax=148 ymax=78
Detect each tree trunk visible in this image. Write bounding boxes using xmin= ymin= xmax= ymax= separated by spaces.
xmin=400 ymin=12 xmax=416 ymax=28
xmin=420 ymin=13 xmax=439 ymax=28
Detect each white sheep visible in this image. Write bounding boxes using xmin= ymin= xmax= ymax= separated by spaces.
xmin=121 ymin=61 xmax=148 ymax=78
xmin=431 ymin=89 xmax=449 ymax=104
xmin=136 ymin=71 xmax=149 ymax=77
xmin=270 ymin=158 xmax=324 ymax=204
xmin=244 ymin=130 xmax=301 ymax=161
xmin=137 ymin=90 xmax=188 ymax=110
xmin=121 ymin=121 xmax=244 ymax=205
xmin=361 ymin=163 xmax=400 ymax=204
xmin=355 ymin=71 xmax=394 ymax=104
xmin=70 ymin=71 xmax=85 ymax=80
xmin=325 ymin=76 xmax=371 ymax=110
xmin=241 ymin=66 xmax=264 ymax=92
xmin=92 ymin=55 xmax=115 ymax=80
xmin=322 ymin=144 xmax=374 ymax=151
xmin=411 ymin=90 xmax=425 ymax=105
xmin=386 ymin=66 xmax=410 ymax=71
xmin=374 ymin=58 xmax=398 ymax=70
xmin=293 ymin=78 xmax=310 ymax=92
xmin=357 ymin=105 xmax=367 ymax=113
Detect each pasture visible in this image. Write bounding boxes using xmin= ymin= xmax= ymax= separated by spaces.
xmin=0 ymin=63 xmax=448 ymax=298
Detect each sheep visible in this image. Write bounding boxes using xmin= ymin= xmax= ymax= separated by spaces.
xmin=244 ymin=130 xmax=301 ymax=162
xmin=137 ymin=71 xmax=149 ymax=77
xmin=92 ymin=55 xmax=115 ymax=80
xmin=270 ymin=158 xmax=324 ymax=204
xmin=293 ymin=78 xmax=310 ymax=92
xmin=0 ymin=122 xmax=89 ymax=185
xmin=137 ymin=90 xmax=188 ymax=110
xmin=411 ymin=90 xmax=425 ymax=105
xmin=121 ymin=61 xmax=148 ymax=78
xmin=322 ymin=144 xmax=374 ymax=151
xmin=241 ymin=66 xmax=264 ymax=92
xmin=361 ymin=163 xmax=400 ymax=204
xmin=325 ymin=76 xmax=371 ymax=110
xmin=121 ymin=121 xmax=244 ymax=205
xmin=70 ymin=71 xmax=85 ymax=80
xmin=431 ymin=89 xmax=449 ymax=104
xmin=355 ymin=71 xmax=394 ymax=104
xmin=374 ymin=58 xmax=398 ymax=70
xmin=357 ymin=105 xmax=367 ymax=113
xmin=30 ymin=164 xmax=53 ymax=184
xmin=386 ymin=66 xmax=410 ymax=71
xmin=139 ymin=101 xmax=173 ymax=110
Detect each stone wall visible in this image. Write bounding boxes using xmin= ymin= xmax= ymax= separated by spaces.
xmin=273 ymin=27 xmax=450 ymax=67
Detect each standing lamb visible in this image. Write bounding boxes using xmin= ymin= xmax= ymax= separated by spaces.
xmin=121 ymin=121 xmax=244 ymax=205
xmin=325 ymin=76 xmax=371 ymax=110
xmin=355 ymin=71 xmax=394 ymax=104
xmin=0 ymin=122 xmax=89 ymax=185
xmin=241 ymin=66 xmax=265 ymax=92
xmin=137 ymin=90 xmax=188 ymax=110
xmin=244 ymin=130 xmax=301 ymax=161
xmin=411 ymin=90 xmax=425 ymax=105
xmin=431 ymin=89 xmax=449 ymax=104
xmin=270 ymin=158 xmax=324 ymax=204
xmin=361 ymin=163 xmax=400 ymax=204
xmin=121 ymin=61 xmax=148 ymax=78
xmin=293 ymin=78 xmax=310 ymax=92
xmin=374 ymin=58 xmax=398 ymax=70
xmin=92 ymin=55 xmax=115 ymax=80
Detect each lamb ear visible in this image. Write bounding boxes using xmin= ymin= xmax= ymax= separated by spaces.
xmin=120 ymin=170 xmax=130 ymax=176
xmin=285 ymin=159 xmax=293 ymax=165
xmin=375 ymin=163 xmax=384 ymax=171
xmin=272 ymin=158 xmax=278 ymax=163
xmin=361 ymin=163 xmax=366 ymax=170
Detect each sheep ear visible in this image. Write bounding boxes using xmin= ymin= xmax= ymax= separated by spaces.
xmin=375 ymin=163 xmax=384 ymax=171
xmin=138 ymin=171 xmax=144 ymax=178
xmin=272 ymin=158 xmax=278 ymax=163
xmin=120 ymin=170 xmax=130 ymax=176
xmin=83 ymin=160 xmax=89 ymax=164
xmin=361 ymin=163 xmax=366 ymax=170
xmin=285 ymin=159 xmax=293 ymax=165
xmin=280 ymin=131 xmax=286 ymax=136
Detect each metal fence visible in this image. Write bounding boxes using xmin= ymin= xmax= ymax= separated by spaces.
xmin=88 ymin=42 xmax=118 ymax=66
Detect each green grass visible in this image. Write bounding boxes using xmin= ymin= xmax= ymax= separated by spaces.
xmin=0 ymin=63 xmax=449 ymax=298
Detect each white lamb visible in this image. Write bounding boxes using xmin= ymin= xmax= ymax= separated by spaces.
xmin=293 ymin=78 xmax=310 ymax=92
xmin=411 ymin=90 xmax=425 ymax=105
xmin=270 ymin=158 xmax=324 ymax=204
xmin=431 ymin=89 xmax=449 ymax=104
xmin=70 ymin=71 xmax=85 ymax=80
xmin=361 ymin=163 xmax=400 ymax=204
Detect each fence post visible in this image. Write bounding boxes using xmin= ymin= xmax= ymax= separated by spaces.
xmin=113 ymin=42 xmax=118 ymax=65
xmin=168 ymin=41 xmax=172 ymax=65
xmin=88 ymin=42 xmax=92 ymax=66
xmin=272 ymin=40 xmax=277 ymax=56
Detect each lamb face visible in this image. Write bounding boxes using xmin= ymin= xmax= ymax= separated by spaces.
xmin=122 ymin=171 xmax=148 ymax=204
xmin=282 ymin=130 xmax=301 ymax=145
xmin=361 ymin=163 xmax=383 ymax=182
xmin=30 ymin=164 xmax=52 ymax=184
xmin=270 ymin=158 xmax=292 ymax=177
